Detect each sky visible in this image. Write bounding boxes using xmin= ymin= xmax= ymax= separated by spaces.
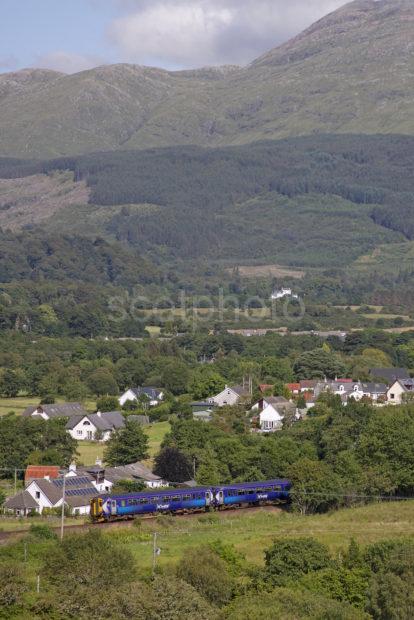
xmin=0 ymin=0 xmax=349 ymax=74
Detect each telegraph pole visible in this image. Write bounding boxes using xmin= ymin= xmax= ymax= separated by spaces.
xmin=60 ymin=474 xmax=66 ymax=541
xmin=152 ymin=532 xmax=157 ymax=576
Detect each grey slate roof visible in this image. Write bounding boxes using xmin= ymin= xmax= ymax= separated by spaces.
xmin=65 ymin=412 xmax=125 ymax=432
xmin=127 ymin=415 xmax=150 ymax=425
xmin=4 ymin=490 xmax=39 ymax=510
xmin=31 ymin=476 xmax=99 ymax=505
xmin=22 ymin=402 xmax=87 ymax=419
xmin=370 ymin=368 xmax=410 ymax=383
xmin=130 ymin=387 xmax=163 ymax=400
xmin=230 ymin=385 xmax=251 ymax=397
xmin=103 ymin=462 xmax=161 ymax=484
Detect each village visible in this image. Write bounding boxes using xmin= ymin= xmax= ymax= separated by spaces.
xmin=3 ymin=365 xmax=412 ymax=519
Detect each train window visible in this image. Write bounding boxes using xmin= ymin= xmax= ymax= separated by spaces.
xmin=255 ymin=488 xmax=264 ymax=494
xmin=264 ymin=487 xmax=273 ymax=492
xmin=273 ymin=486 xmax=281 ymax=491
xmin=172 ymin=496 xmax=181 ymax=502
xmin=238 ymin=490 xmax=245 ymax=496
xmin=162 ymin=497 xmax=170 ymax=502
xmin=121 ymin=500 xmax=126 ymax=507
xmin=183 ymin=494 xmax=191 ymax=501
xmin=139 ymin=498 xmax=148 ymax=504
xmin=248 ymin=490 xmax=255 ymax=495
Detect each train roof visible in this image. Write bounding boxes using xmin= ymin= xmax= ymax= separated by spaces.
xmin=96 ymin=479 xmax=291 ymax=501
xmin=217 ymin=479 xmax=291 ymax=489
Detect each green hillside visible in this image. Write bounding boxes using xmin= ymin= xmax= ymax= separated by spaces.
xmin=1 ymin=134 xmax=412 ymax=268
xmin=0 ymin=0 xmax=412 ymax=157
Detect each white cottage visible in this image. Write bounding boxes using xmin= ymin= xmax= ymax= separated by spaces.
xmin=66 ymin=411 xmax=125 ymax=441
xmin=259 ymin=403 xmax=284 ymax=432
xmin=208 ymin=384 xmax=250 ymax=407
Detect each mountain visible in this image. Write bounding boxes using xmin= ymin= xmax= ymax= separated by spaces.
xmin=0 ymin=0 xmax=412 ymax=158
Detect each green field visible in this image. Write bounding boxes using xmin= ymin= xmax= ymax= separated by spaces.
xmin=75 ymin=421 xmax=170 ymax=466
xmin=107 ymin=500 xmax=414 ymax=577
xmin=0 ymin=397 xmax=97 ymax=417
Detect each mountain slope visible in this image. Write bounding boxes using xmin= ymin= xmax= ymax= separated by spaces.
xmin=0 ymin=0 xmax=412 ymax=157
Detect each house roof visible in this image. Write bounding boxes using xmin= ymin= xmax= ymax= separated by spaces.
xmin=103 ymin=462 xmax=161 ymax=484
xmin=361 ymin=382 xmax=388 ymax=394
xmin=129 ymin=387 xmax=163 ymax=400
xmin=370 ymin=368 xmax=410 ymax=382
xmin=5 ymin=490 xmax=39 ymax=510
xmin=25 ymin=465 xmax=59 ymax=482
xmin=259 ymin=384 xmax=274 ymax=393
xmin=65 ymin=412 xmax=125 ymax=432
xmin=299 ymin=380 xmax=318 ymax=390
xmin=22 ymin=402 xmax=87 ymax=419
xmin=31 ymin=475 xmax=99 ymax=505
xmin=286 ymin=383 xmax=301 ymax=392
xmin=65 ymin=493 xmax=97 ymax=508
xmin=230 ymin=385 xmax=251 ymax=397
xmin=265 ymin=396 xmax=290 ymax=405
xmin=127 ymin=415 xmax=150 ymax=425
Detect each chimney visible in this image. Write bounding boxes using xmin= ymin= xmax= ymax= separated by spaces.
xmin=97 ymin=411 xmax=102 ymax=417
xmin=95 ymin=458 xmax=103 ymax=467
xmin=69 ymin=462 xmax=77 ymax=473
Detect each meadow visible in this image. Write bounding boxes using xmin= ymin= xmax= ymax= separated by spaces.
xmin=93 ymin=500 xmax=414 ymax=576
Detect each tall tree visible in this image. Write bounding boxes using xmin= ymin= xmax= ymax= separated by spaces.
xmin=104 ymin=419 xmax=149 ymax=466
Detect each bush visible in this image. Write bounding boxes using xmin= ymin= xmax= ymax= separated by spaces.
xmin=177 ymin=545 xmax=234 ymax=607
xmin=264 ymin=537 xmax=332 ymax=585
xmin=29 ymin=523 xmax=58 ymax=540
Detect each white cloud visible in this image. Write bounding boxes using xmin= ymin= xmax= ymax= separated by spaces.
xmin=109 ymin=0 xmax=348 ymax=69
xmin=33 ymin=51 xmax=107 ymax=74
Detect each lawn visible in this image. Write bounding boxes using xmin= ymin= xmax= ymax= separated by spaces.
xmin=145 ymin=421 xmax=171 ymax=462
xmin=75 ymin=421 xmax=170 ymax=467
xmin=112 ymin=500 xmax=414 ymax=577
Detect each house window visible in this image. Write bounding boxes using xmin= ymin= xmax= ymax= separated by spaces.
xmin=83 ymin=420 xmax=91 ymax=425
xmin=390 ymin=393 xmax=395 ymax=399
xmin=77 ymin=430 xmax=82 ymax=436
xmin=35 ymin=491 xmax=40 ymax=499
xmin=87 ymin=431 xmax=93 ymax=440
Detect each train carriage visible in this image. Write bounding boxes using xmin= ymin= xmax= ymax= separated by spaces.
xmin=91 ymin=487 xmax=213 ymax=521
xmin=215 ymin=479 xmax=291 ymax=508
xmin=90 ymin=479 xmax=291 ymax=522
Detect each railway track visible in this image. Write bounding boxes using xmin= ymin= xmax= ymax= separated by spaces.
xmin=0 ymin=504 xmax=282 ymax=542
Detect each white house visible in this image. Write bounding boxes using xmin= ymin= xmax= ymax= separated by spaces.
xmin=208 ymin=384 xmax=251 ymax=407
xmin=314 ymin=381 xmax=387 ymax=404
xmin=25 ymin=475 xmax=101 ymax=515
xmin=259 ymin=403 xmax=285 ymax=432
xmin=66 ymin=411 xmax=125 ymax=441
xmin=271 ymin=288 xmax=299 ymax=300
xmin=119 ymin=387 xmax=164 ymax=407
xmin=22 ymin=402 xmax=87 ymax=420
xmin=386 ymin=379 xmax=414 ymax=405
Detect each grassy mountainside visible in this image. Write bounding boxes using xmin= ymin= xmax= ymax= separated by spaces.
xmin=0 ymin=0 xmax=412 ymax=157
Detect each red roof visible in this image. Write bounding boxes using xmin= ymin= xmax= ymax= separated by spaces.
xmin=336 ymin=378 xmax=353 ymax=383
xmin=286 ymin=383 xmax=300 ymax=392
xmin=259 ymin=384 xmax=274 ymax=393
xmin=25 ymin=466 xmax=59 ymax=482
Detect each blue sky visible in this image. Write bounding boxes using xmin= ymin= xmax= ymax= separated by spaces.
xmin=0 ymin=0 xmax=347 ymax=74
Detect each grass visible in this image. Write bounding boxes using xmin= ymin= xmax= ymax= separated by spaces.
xmin=76 ymin=441 xmax=105 ymax=466
xmin=145 ymin=421 xmax=171 ymax=463
xmin=74 ymin=421 xmax=170 ymax=467
xmin=0 ymin=396 xmax=39 ymax=416
xmin=108 ymin=500 xmax=414 ymax=576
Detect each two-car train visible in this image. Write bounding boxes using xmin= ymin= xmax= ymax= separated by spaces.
xmin=90 ymin=479 xmax=291 ymax=522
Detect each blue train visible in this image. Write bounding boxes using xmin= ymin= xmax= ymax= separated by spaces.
xmin=90 ymin=479 xmax=291 ymax=522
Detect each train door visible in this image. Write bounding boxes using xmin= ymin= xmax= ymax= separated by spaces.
xmin=110 ymin=500 xmax=117 ymax=516
xmin=216 ymin=489 xmax=224 ymax=506
xmin=205 ymin=491 xmax=212 ymax=507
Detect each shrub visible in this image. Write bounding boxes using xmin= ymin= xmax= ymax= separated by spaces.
xmin=177 ymin=545 xmax=234 ymax=606
xmin=264 ymin=537 xmax=332 ymax=585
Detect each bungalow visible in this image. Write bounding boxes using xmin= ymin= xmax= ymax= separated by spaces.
xmin=208 ymin=384 xmax=251 ymax=407
xmin=119 ymin=387 xmax=164 ymax=407
xmin=386 ymin=378 xmax=414 ymax=405
xmin=103 ymin=462 xmax=167 ymax=489
xmin=25 ymin=475 xmax=100 ymax=515
xmin=4 ymin=491 xmax=40 ymax=517
xmin=259 ymin=403 xmax=285 ymax=432
xmin=22 ymin=402 xmax=87 ymax=420
xmin=66 ymin=411 xmax=125 ymax=441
